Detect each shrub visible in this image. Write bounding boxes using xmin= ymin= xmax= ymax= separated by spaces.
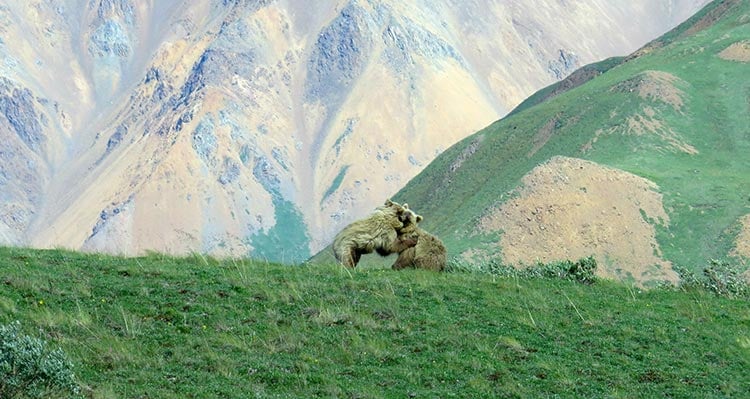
xmin=446 ymin=256 xmax=597 ymax=284
xmin=0 ymin=321 xmax=82 ymax=399
xmin=520 ymin=256 xmax=598 ymax=284
xmin=702 ymin=259 xmax=748 ymax=298
xmin=674 ymin=260 xmax=749 ymax=298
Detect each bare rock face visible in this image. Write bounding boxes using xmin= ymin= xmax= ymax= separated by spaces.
xmin=0 ymin=0 xmax=709 ymax=261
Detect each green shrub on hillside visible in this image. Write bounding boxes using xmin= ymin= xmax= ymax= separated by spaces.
xmin=0 ymin=321 xmax=82 ymax=399
xmin=447 ymin=255 xmax=598 ymax=284
xmin=675 ymin=260 xmax=749 ymax=298
xmin=703 ymin=259 xmax=749 ymax=298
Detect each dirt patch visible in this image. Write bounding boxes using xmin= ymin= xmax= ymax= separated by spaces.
xmin=583 ymin=105 xmax=697 ymax=155
xmin=476 ymin=156 xmax=678 ymax=286
xmin=611 ymin=70 xmax=687 ymax=112
xmin=528 ymin=114 xmax=561 ymax=157
xmin=731 ymin=214 xmax=750 ymax=260
xmin=625 ymin=108 xmax=698 ymax=154
xmin=718 ymin=41 xmax=750 ymax=62
xmin=639 ymin=71 xmax=686 ymax=111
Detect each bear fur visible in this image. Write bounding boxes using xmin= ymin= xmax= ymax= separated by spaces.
xmin=332 ymin=199 xmax=419 ymax=268
xmin=375 ymin=206 xmax=422 ymax=257
xmin=392 ymin=210 xmax=447 ymax=272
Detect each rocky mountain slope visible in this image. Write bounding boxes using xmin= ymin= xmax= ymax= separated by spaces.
xmin=0 ymin=0 xmax=708 ymax=261
xmin=314 ymin=0 xmax=749 ymax=286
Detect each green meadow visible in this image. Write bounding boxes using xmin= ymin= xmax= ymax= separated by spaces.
xmin=1 ymin=247 xmax=748 ymax=398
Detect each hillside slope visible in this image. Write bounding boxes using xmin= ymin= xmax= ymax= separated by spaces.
xmin=0 ymin=0 xmax=709 ymax=262
xmin=1 ymin=247 xmax=748 ymax=397
xmin=314 ymin=0 xmax=750 ymax=286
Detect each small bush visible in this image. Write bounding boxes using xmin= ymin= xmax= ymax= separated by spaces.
xmin=675 ymin=260 xmax=749 ymax=298
xmin=447 ymin=256 xmax=597 ymax=284
xmin=702 ymin=259 xmax=748 ymax=298
xmin=673 ymin=265 xmax=702 ymax=289
xmin=520 ymin=256 xmax=598 ymax=284
xmin=0 ymin=321 xmax=82 ymax=399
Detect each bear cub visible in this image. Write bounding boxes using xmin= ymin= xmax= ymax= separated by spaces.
xmin=391 ymin=208 xmax=447 ymax=272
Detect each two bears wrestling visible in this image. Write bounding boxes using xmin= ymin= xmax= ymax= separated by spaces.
xmin=332 ymin=199 xmax=446 ymax=271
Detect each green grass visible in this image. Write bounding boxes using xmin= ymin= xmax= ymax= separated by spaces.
xmin=1 ymin=247 xmax=748 ymax=398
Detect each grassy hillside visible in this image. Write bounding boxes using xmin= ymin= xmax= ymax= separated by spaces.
xmin=1 ymin=247 xmax=749 ymax=398
xmin=349 ymin=0 xmax=750 ymax=284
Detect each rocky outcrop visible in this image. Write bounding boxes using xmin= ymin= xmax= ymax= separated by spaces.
xmin=0 ymin=78 xmax=45 ymax=152
xmin=0 ymin=78 xmax=51 ymax=244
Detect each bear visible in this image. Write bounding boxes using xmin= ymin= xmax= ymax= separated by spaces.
xmin=386 ymin=207 xmax=422 ymax=256
xmin=375 ymin=208 xmax=422 ymax=257
xmin=391 ymin=209 xmax=447 ymax=272
xmin=332 ymin=199 xmax=419 ymax=268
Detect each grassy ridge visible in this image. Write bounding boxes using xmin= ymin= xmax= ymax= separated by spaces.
xmin=1 ymin=247 xmax=748 ymax=398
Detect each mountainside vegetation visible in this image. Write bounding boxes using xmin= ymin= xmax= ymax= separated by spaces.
xmin=332 ymin=0 xmax=750 ymax=286
xmin=1 ymin=247 xmax=748 ymax=398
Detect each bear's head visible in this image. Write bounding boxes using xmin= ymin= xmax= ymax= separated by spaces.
xmin=400 ymin=207 xmax=423 ymax=227
xmin=382 ymin=199 xmax=409 ymax=219
xmin=398 ymin=207 xmax=422 ymax=236
xmin=382 ymin=199 xmax=421 ymax=226
xmin=395 ymin=208 xmax=422 ymax=251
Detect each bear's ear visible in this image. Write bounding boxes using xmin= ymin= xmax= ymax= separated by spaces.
xmin=416 ymin=215 xmax=423 ymax=223
xmin=402 ymin=203 xmax=409 ymax=210
xmin=384 ymin=199 xmax=394 ymax=206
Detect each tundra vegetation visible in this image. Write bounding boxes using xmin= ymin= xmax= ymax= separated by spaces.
xmin=0 ymin=247 xmax=747 ymax=398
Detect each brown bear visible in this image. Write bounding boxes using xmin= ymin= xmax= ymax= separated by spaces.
xmin=391 ymin=209 xmax=447 ymax=272
xmin=375 ymin=206 xmax=422 ymax=257
xmin=332 ymin=199 xmax=419 ymax=268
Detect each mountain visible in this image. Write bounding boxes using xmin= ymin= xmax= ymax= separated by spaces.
xmin=311 ymin=0 xmax=750 ymax=286
xmin=0 ymin=0 xmax=709 ymax=262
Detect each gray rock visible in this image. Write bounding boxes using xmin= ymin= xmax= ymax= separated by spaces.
xmin=218 ymin=157 xmax=241 ymax=185
xmin=106 ymin=124 xmax=127 ymax=153
xmin=192 ymin=115 xmax=217 ymax=162
xmin=548 ymin=49 xmax=580 ymax=80
xmin=89 ymin=19 xmax=132 ymax=58
xmin=305 ymin=3 xmax=375 ymax=104
xmin=0 ymin=78 xmax=44 ymax=152
xmin=253 ymin=155 xmax=281 ymax=198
